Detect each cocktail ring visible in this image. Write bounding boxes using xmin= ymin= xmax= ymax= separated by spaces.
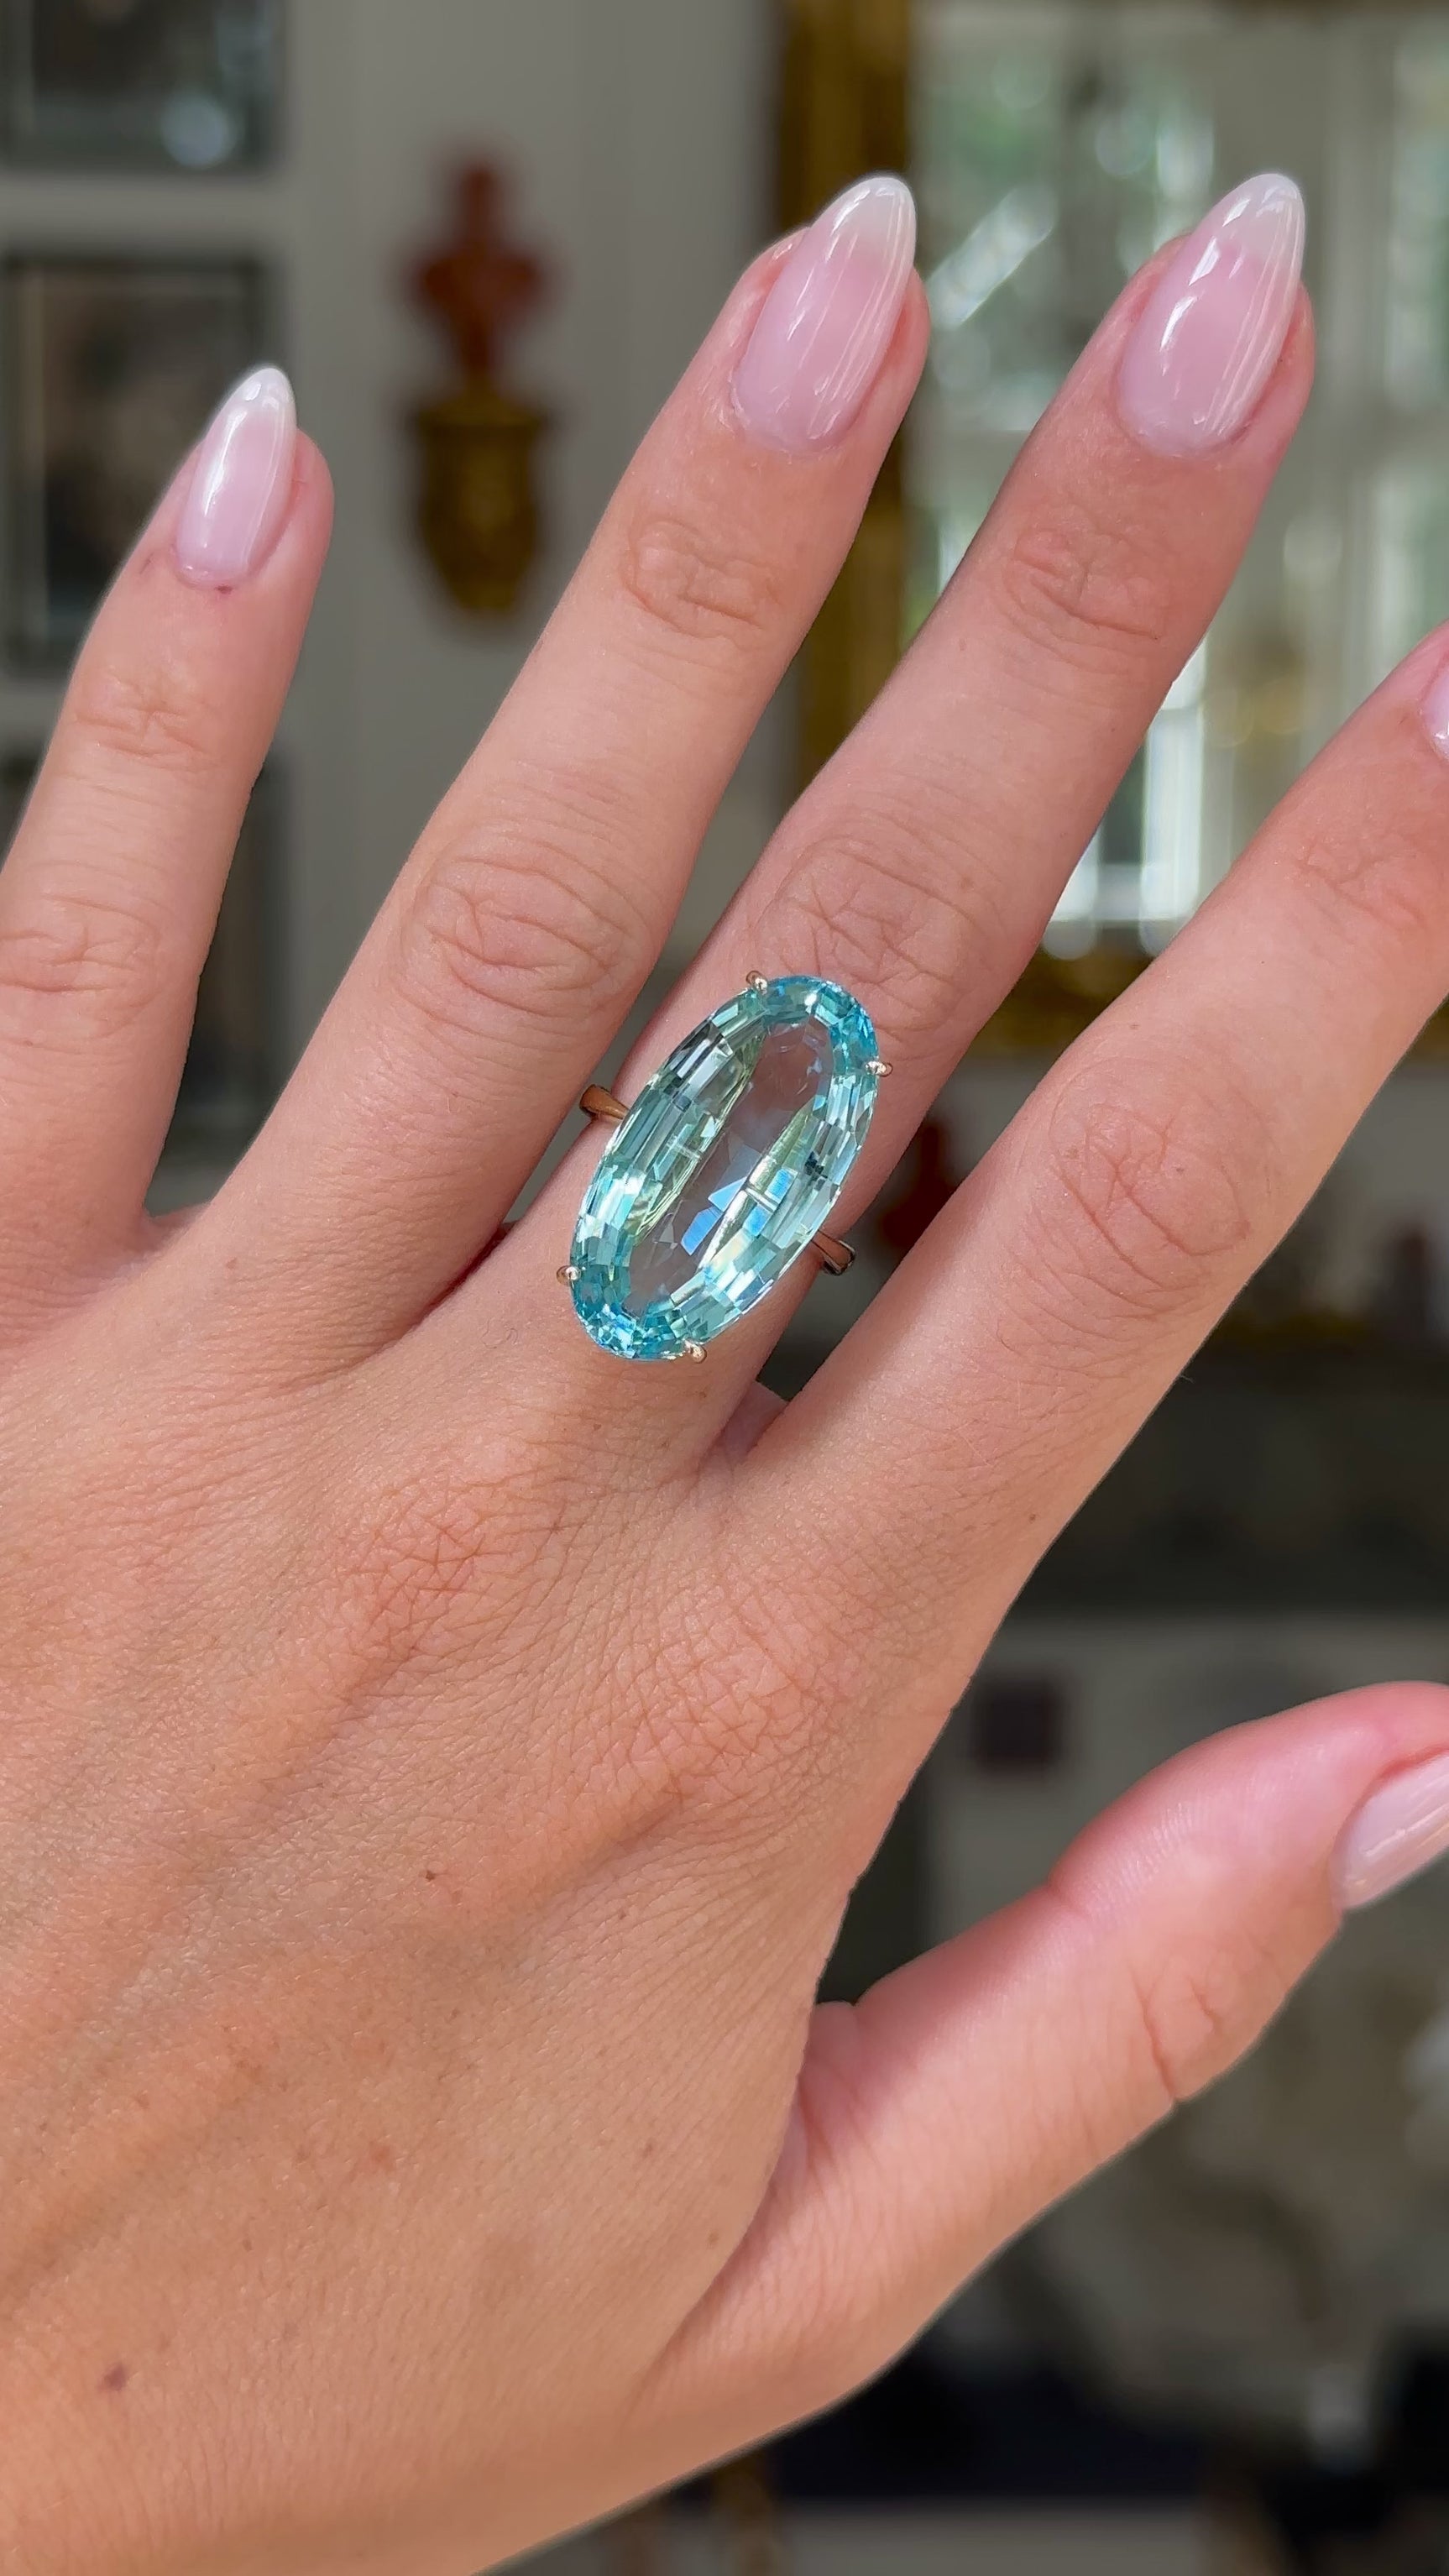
xmin=561 ymin=974 xmax=890 ymax=1364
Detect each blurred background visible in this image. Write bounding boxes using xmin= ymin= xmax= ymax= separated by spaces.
xmin=8 ymin=3 xmax=1449 ymax=2568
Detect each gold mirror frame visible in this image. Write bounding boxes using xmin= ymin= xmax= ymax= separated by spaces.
xmin=782 ymin=0 xmax=912 ymax=789
xmin=782 ymin=0 xmax=1449 ymax=1054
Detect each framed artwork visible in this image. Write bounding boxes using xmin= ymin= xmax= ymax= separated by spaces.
xmin=0 ymin=0 xmax=280 ymax=172
xmin=3 ymin=254 xmax=271 ymax=668
xmin=0 ymin=749 xmax=281 ymax=1156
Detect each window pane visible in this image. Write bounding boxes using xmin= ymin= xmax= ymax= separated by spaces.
xmin=916 ymin=12 xmax=1213 ymax=437
xmin=1389 ymin=28 xmax=1449 ymax=406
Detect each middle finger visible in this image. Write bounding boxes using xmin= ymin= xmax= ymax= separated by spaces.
xmin=194 ymin=181 xmax=926 ymax=1364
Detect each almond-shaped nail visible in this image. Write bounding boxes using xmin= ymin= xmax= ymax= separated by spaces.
xmin=733 ymin=175 xmax=917 ymax=453
xmin=1335 ymin=1754 xmax=1449 ymax=1910
xmin=1423 ymin=657 xmax=1449 ymax=760
xmin=175 ymin=364 xmax=296 ymax=588
xmin=1118 ymin=173 xmax=1305 ymax=458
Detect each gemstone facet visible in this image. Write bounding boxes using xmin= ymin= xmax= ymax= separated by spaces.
xmin=569 ymin=976 xmax=881 ymax=1362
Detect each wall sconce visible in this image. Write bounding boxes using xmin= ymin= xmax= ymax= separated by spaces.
xmin=410 ymin=165 xmax=549 ymax=616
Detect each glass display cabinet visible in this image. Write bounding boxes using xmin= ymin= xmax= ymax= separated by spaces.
xmin=787 ymin=0 xmax=1449 ymax=1048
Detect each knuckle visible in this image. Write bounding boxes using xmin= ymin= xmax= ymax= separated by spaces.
xmin=0 ymin=885 xmax=169 ymax=1037
xmin=598 ymin=1531 xmax=836 ymax=1823
xmin=395 ymin=820 xmax=646 ymax=1050
xmin=62 ymin=655 xmax=226 ymax=780
xmin=752 ymin=811 xmax=1005 ymax=1047
xmin=351 ymin=1477 xmax=489 ymax=1650
xmin=1033 ymin=1061 xmax=1263 ymax=1324
xmin=627 ymin=1606 xmax=822 ymax=1818
xmin=618 ymin=505 xmax=783 ymax=658
xmin=327 ymin=1436 xmax=580 ymax=1692
xmin=1287 ymin=804 xmax=1447 ymax=955
xmin=1048 ymin=1867 xmax=1295 ymax=2130
xmin=680 ymin=1517 xmax=876 ymax=1803
xmin=994 ymin=508 xmax=1177 ymax=679
xmin=1127 ymin=1937 xmax=1284 ymax=2109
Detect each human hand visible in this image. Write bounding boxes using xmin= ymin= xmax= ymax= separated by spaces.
xmin=5 ymin=173 xmax=1449 ymax=2575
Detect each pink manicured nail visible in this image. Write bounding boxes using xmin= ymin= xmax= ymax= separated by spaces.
xmin=1117 ymin=173 xmax=1305 ymax=458
xmin=732 ymin=175 xmax=917 ymax=453
xmin=174 ymin=365 xmax=296 ymax=588
xmin=1423 ymin=659 xmax=1449 ymax=759
xmin=1335 ymin=1754 xmax=1449 ymax=1909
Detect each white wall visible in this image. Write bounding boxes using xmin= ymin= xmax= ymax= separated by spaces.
xmin=284 ymin=0 xmax=783 ymax=1041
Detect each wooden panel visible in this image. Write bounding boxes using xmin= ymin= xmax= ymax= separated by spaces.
xmin=781 ymin=0 xmax=911 ymax=782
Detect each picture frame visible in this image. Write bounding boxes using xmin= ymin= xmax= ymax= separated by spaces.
xmin=3 ymin=254 xmax=273 ymax=668
xmin=0 ymin=748 xmax=282 ymax=1158
xmin=0 ymin=0 xmax=281 ymax=173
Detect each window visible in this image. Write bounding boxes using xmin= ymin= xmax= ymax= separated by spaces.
xmin=911 ymin=3 xmax=1449 ymax=1029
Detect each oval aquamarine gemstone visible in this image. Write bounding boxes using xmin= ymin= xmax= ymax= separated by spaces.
xmin=570 ymin=976 xmax=881 ymax=1361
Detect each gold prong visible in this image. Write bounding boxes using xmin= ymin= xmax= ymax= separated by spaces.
xmin=867 ymin=1057 xmax=892 ymax=1078
xmin=745 ymin=972 xmax=769 ymax=996
xmin=580 ymin=1084 xmax=627 ymax=1124
xmin=557 ymin=1264 xmax=581 ymax=1286
xmin=813 ymin=1233 xmax=855 ymax=1276
xmin=684 ymin=1342 xmax=707 ymax=1364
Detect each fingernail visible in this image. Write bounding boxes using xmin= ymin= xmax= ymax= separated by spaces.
xmin=174 ymin=365 xmax=296 ymax=587
xmin=1423 ymin=658 xmax=1449 ymax=760
xmin=1335 ymin=1754 xmax=1449 ymax=1909
xmin=732 ymin=175 xmax=916 ymax=453
xmin=1117 ymin=172 xmax=1305 ymax=458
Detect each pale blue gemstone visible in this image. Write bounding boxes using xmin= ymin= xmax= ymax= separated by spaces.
xmin=571 ymin=976 xmax=881 ymax=1362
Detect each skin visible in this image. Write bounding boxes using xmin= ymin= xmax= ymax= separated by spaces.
xmin=4 ymin=234 xmax=1449 ymax=2576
